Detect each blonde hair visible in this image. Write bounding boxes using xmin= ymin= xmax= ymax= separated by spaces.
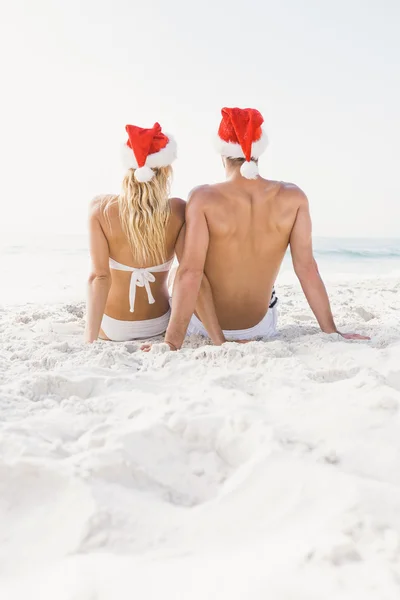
xmin=103 ymin=166 xmax=172 ymax=265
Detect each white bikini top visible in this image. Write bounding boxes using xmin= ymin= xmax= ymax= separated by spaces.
xmin=109 ymin=257 xmax=174 ymax=313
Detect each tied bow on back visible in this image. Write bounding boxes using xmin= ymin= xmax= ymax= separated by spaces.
xmin=129 ymin=269 xmax=156 ymax=312
xmin=108 ymin=257 xmax=174 ymax=313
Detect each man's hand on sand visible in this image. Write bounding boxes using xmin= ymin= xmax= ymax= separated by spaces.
xmin=140 ymin=341 xmax=178 ymax=352
xmin=339 ymin=332 xmax=371 ymax=341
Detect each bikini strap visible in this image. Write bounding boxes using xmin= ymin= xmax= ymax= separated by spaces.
xmin=109 ymin=258 xmax=174 ymax=311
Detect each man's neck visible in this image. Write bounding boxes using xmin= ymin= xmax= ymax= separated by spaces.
xmin=225 ymin=167 xmax=262 ymax=182
xmin=225 ymin=166 xmax=243 ymax=181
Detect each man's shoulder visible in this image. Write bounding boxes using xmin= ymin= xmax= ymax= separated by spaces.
xmin=187 ymin=184 xmax=221 ymax=207
xmin=275 ymin=181 xmax=308 ymax=205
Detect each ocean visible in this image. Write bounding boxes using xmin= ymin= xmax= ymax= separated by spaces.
xmin=1 ymin=234 xmax=400 ymax=305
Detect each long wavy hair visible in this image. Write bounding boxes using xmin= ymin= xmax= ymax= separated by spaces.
xmin=103 ymin=166 xmax=172 ymax=265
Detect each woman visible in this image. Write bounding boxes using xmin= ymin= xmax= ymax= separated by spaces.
xmin=85 ymin=122 xmax=185 ymax=343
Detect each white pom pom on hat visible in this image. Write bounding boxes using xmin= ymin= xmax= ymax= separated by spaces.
xmin=240 ymin=160 xmax=259 ymax=179
xmin=134 ymin=166 xmax=155 ymax=183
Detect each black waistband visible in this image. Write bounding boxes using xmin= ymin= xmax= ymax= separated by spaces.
xmin=269 ymin=287 xmax=278 ymax=309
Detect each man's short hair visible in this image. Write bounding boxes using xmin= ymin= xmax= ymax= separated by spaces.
xmin=226 ymin=156 xmax=258 ymax=166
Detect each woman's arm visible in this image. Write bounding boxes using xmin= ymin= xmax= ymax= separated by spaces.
xmin=174 ymin=223 xmax=225 ymax=346
xmin=85 ymin=200 xmax=112 ymax=343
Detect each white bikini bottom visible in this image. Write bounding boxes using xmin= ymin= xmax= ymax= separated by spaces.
xmin=186 ymin=304 xmax=278 ymax=341
xmin=101 ymin=310 xmax=171 ymax=342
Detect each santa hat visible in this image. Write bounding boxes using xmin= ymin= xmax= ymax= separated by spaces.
xmin=121 ymin=122 xmax=177 ymax=183
xmin=216 ymin=107 xmax=268 ymax=179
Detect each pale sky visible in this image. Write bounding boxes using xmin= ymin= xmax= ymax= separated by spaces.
xmin=1 ymin=0 xmax=399 ymax=237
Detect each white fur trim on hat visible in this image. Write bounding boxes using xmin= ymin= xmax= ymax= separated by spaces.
xmin=215 ymin=128 xmax=269 ymax=159
xmin=146 ymin=135 xmax=177 ymax=168
xmin=240 ymin=160 xmax=259 ymax=179
xmin=134 ymin=166 xmax=155 ymax=183
xmin=121 ymin=134 xmax=177 ymax=171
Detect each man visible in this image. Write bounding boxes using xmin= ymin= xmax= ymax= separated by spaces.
xmin=160 ymin=106 xmax=369 ymax=350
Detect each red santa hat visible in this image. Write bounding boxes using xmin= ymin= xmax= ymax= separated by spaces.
xmin=216 ymin=107 xmax=268 ymax=179
xmin=121 ymin=122 xmax=177 ymax=183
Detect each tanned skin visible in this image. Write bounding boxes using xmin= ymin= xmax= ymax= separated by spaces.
xmin=85 ymin=195 xmax=185 ymax=343
xmin=142 ymin=160 xmax=369 ymax=351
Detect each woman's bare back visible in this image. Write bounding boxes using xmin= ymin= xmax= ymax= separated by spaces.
xmin=96 ymin=195 xmax=185 ymax=322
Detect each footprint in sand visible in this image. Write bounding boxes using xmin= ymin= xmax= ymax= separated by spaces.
xmin=355 ymin=306 xmax=376 ymax=321
xmin=17 ymin=373 xmax=97 ymax=401
xmin=308 ymin=367 xmax=360 ymax=383
xmin=293 ymin=313 xmax=313 ymax=322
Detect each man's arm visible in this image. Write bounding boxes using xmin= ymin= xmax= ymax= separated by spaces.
xmin=173 ymin=220 xmax=225 ymax=346
xmin=289 ymin=191 xmax=369 ymax=340
xmin=165 ymin=188 xmax=223 ymax=349
xmin=85 ymin=200 xmax=112 ymax=343
xmin=290 ymin=191 xmax=337 ymax=333
xmin=194 ymin=275 xmax=226 ymax=345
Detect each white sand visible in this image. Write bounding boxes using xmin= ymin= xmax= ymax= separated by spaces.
xmin=1 ymin=276 xmax=400 ymax=599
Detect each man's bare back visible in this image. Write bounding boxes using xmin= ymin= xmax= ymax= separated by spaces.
xmin=193 ymin=177 xmax=301 ymax=330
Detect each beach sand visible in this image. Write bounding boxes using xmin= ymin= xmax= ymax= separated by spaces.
xmin=1 ymin=276 xmax=400 ymax=599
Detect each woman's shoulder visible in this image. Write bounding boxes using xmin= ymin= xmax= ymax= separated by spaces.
xmin=169 ymin=197 xmax=186 ymax=220
xmin=89 ymin=195 xmax=118 ymax=216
